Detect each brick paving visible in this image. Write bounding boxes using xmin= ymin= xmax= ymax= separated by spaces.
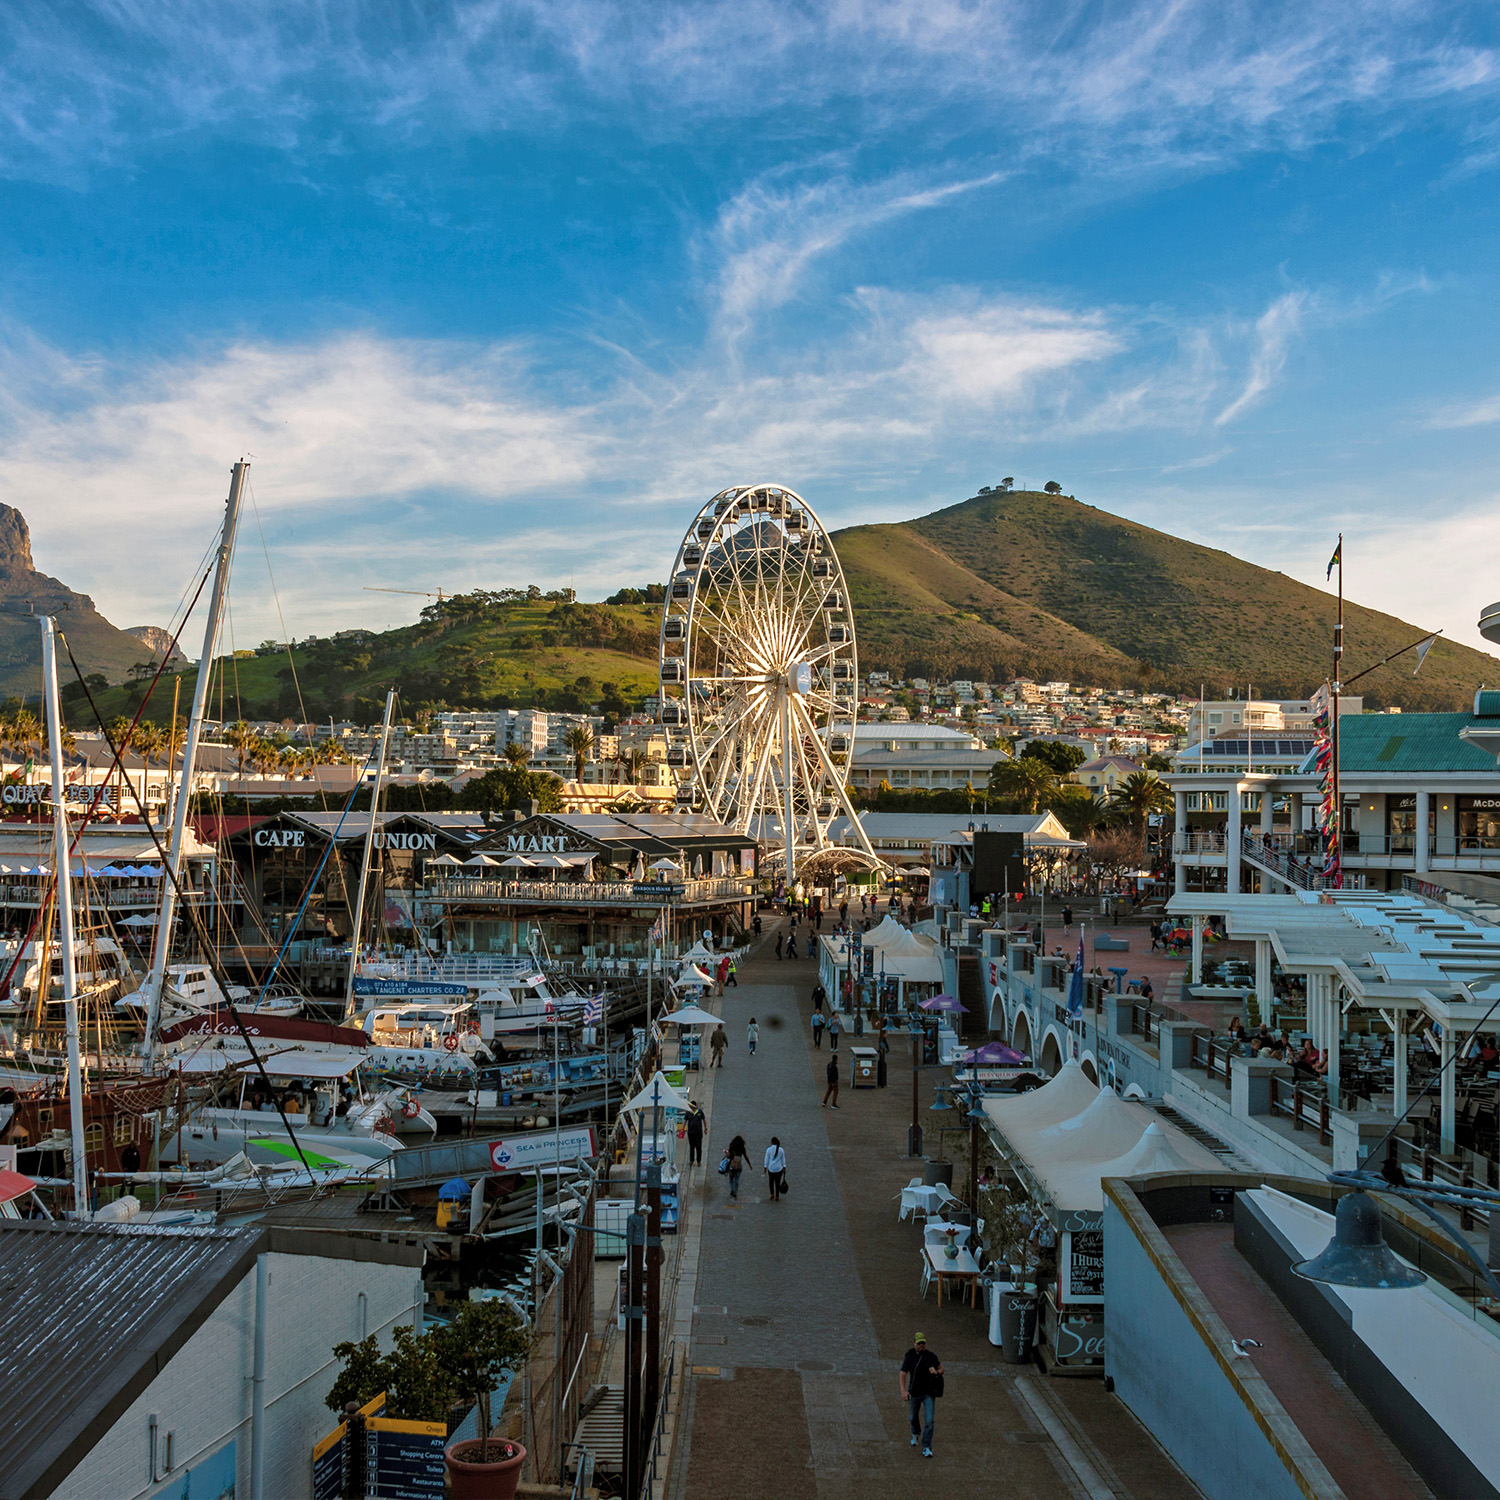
xmin=671 ymin=916 xmax=1203 ymax=1500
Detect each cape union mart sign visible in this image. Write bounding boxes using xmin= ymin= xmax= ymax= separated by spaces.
xmin=375 ymin=830 xmax=437 ymax=851
xmin=502 ymin=831 xmax=585 ymax=853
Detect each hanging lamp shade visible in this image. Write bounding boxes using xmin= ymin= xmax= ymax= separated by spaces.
xmin=1293 ymin=1192 xmax=1426 ymax=1291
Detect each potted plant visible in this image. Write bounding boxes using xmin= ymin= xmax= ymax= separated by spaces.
xmin=440 ymin=1298 xmax=532 ymax=1500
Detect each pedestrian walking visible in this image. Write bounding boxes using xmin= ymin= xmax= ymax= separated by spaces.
xmin=899 ymin=1334 xmax=944 ymax=1457
xmin=723 ymin=1134 xmax=748 ymax=1199
xmin=839 ymin=900 xmax=849 ymax=926
xmin=685 ymin=1101 xmax=706 ymax=1166
xmin=828 ymin=1010 xmax=841 ymax=1051
xmin=715 ymin=955 xmax=729 ymax=997
xmin=753 ymin=914 xmax=762 ymax=937
xmin=709 ymin=1024 xmax=728 ymax=1068
xmin=812 ymin=981 xmax=826 ymax=1009
xmin=811 ymin=1003 xmax=825 ymax=1049
xmin=774 ymin=934 xmax=783 ymax=961
xmin=726 ymin=957 xmax=738 ymax=988
xmin=822 ymin=1052 xmax=840 ymax=1108
xmin=1149 ymin=920 xmax=1161 ymax=953
xmin=747 ymin=1017 xmax=759 ymax=1055
xmin=1062 ymin=904 xmax=1073 ymax=931
xmin=764 ymin=1137 xmax=787 ymax=1201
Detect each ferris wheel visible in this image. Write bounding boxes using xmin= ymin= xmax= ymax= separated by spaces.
xmin=657 ymin=483 xmax=878 ymax=878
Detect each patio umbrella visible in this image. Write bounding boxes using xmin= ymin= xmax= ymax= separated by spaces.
xmin=619 ymin=1070 xmax=693 ymax=1114
xmin=960 ymin=1041 xmax=1029 ymax=1066
xmin=662 ymin=1003 xmax=723 ymax=1026
xmin=649 ymin=857 xmax=682 ymax=873
xmin=461 ymin=854 xmax=501 ymax=867
xmin=496 ymin=854 xmax=535 ymax=868
xmin=919 ymin=994 xmax=967 ymax=1013
xmin=429 ymin=852 xmax=463 ymax=866
xmin=672 ymin=964 xmax=716 ymax=987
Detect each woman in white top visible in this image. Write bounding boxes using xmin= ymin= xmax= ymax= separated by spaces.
xmin=764 ymin=1137 xmax=787 ymax=1202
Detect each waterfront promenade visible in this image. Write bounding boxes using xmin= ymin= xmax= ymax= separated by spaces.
xmin=667 ymin=921 xmax=1200 ymax=1500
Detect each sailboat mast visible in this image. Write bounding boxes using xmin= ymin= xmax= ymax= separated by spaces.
xmin=42 ymin=616 xmax=89 ymax=1218
xmin=142 ymin=460 xmax=248 ymax=1065
xmin=344 ymin=688 xmax=396 ymax=1020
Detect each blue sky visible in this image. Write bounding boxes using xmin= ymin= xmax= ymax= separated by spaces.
xmin=3 ymin=1 xmax=1500 ymax=656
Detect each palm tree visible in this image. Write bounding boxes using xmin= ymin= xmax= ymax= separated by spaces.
xmin=134 ymin=723 xmax=166 ymax=811
xmin=225 ymin=720 xmax=257 ymax=774
xmin=988 ymin=756 xmax=1057 ymax=814
xmin=1109 ymin=770 xmax=1173 ymax=835
xmin=6 ymin=708 xmax=42 ymax=763
xmin=564 ymin=724 xmax=594 ymax=781
xmin=502 ymin=742 xmax=533 ymax=770
xmin=621 ymin=747 xmax=648 ymax=786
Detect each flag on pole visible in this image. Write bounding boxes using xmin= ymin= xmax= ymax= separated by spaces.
xmin=1067 ymin=937 xmax=1085 ymax=1018
xmin=1412 ymin=634 xmax=1438 ymax=675
xmin=1326 ymin=537 xmax=1341 ymax=580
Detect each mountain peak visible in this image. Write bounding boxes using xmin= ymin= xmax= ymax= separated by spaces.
xmin=0 ymin=505 xmax=36 ymax=577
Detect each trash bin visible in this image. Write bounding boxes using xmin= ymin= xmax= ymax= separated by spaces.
xmin=922 ymin=1158 xmax=953 ymax=1189
xmin=850 ymin=1047 xmax=878 ymax=1087
xmin=991 ymin=1291 xmax=1038 ymax=1362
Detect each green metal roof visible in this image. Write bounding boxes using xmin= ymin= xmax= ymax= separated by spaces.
xmin=1324 ymin=713 xmax=1500 ymax=774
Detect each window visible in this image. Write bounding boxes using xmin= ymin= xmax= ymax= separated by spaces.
xmin=113 ymin=1114 xmax=135 ymax=1146
xmin=1457 ymin=797 xmax=1500 ymax=850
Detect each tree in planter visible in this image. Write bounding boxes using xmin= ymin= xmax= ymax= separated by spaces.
xmin=325 ymin=1334 xmax=385 ymax=1415
xmin=436 ymin=1297 xmax=531 ymax=1462
xmin=979 ymin=1176 xmax=1043 ymax=1289
xmin=325 ymin=1325 xmax=455 ymax=1424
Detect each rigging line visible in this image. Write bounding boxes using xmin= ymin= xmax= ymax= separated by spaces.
xmin=59 ymin=635 xmax=321 ymax=1185
xmin=245 ymin=475 xmax=332 ymax=817
xmin=0 ymin=569 xmax=215 ymax=1002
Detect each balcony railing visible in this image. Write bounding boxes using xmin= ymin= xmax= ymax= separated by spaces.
xmin=1174 ymin=832 xmax=1227 ymax=854
xmin=422 ymin=875 xmax=754 ymax=907
xmin=1268 ymin=1075 xmax=1332 ymax=1145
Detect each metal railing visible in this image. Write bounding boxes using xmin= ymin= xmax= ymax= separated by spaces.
xmin=1174 ymin=832 xmax=1227 ymax=854
xmin=1268 ymin=1075 xmax=1332 ymax=1145
xmin=640 ymin=1344 xmax=676 ymax=1499
xmin=1188 ymin=1032 xmax=1232 ymax=1089
xmin=425 ymin=876 xmax=753 ymax=906
xmin=1241 ymin=831 xmax=1326 ymax=891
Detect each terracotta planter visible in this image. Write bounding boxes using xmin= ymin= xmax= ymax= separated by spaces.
xmin=445 ymin=1438 xmax=526 ymax=1499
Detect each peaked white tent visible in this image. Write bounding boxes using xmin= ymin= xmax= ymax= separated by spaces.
xmin=619 ymin=1071 xmax=693 ymax=1114
xmin=982 ymin=1058 xmax=1099 ymax=1135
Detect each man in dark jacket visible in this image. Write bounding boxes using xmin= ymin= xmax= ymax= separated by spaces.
xmin=899 ymin=1334 xmax=944 ymax=1457
xmin=822 ymin=1052 xmax=840 ymax=1109
xmin=684 ymin=1102 xmax=706 ymax=1166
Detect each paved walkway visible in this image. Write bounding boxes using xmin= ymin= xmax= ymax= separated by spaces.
xmin=670 ymin=920 xmax=1201 ymax=1500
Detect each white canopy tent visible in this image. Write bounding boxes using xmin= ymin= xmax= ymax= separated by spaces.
xmin=619 ymin=1071 xmax=693 ymax=1114
xmin=659 ymin=1003 xmax=723 ymax=1027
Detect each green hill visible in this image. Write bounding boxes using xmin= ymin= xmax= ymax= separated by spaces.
xmin=73 ymin=597 xmax=664 ymax=727
xmin=833 ymin=491 xmax=1499 ymax=709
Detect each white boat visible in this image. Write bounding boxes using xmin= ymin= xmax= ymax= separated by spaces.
xmin=116 ymin=962 xmax=303 ymax=1019
xmin=363 ymin=1002 xmax=492 ymax=1079
xmin=0 ymin=935 xmax=135 ymax=1018
xmin=355 ymin=955 xmax=590 ymax=1036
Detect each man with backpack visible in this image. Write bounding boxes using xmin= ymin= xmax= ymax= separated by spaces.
xmin=898 ymin=1333 xmax=944 ymax=1458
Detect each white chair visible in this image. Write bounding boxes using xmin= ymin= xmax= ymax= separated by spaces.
xmin=933 ymin=1182 xmax=961 ymax=1214
xmin=918 ymin=1250 xmax=933 ymax=1300
xmin=896 ymin=1177 xmax=926 ymax=1222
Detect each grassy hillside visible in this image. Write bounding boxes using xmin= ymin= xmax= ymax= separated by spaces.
xmin=835 ymin=491 xmax=1499 ymax=709
xmin=69 ymin=598 xmax=664 ymax=727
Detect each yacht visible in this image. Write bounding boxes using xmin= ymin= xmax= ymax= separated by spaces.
xmin=116 ymin=962 xmax=304 ymax=1020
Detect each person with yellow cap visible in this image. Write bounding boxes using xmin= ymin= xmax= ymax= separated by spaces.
xmin=898 ymin=1332 xmax=943 ymax=1457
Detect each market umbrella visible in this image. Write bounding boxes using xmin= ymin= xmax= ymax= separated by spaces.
xmin=960 ymin=1041 xmax=1028 ymax=1066
xmin=462 ymin=854 xmax=501 ymax=867
xmin=919 ymin=994 xmax=967 ymax=1013
xmin=429 ymin=853 xmax=464 ymax=866
xmin=661 ymin=1003 xmax=723 ymax=1026
xmin=649 ymin=858 xmax=683 ymax=873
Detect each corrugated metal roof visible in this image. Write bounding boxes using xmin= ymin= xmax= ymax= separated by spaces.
xmin=0 ymin=1221 xmax=258 ymax=1500
xmin=1331 ymin=713 xmax=1499 ymax=774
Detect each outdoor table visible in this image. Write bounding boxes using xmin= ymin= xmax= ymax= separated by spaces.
xmin=902 ymin=1184 xmax=940 ymax=1220
xmin=924 ymin=1244 xmax=981 ymax=1307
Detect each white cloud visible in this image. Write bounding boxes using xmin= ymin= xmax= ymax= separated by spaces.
xmin=3 ymin=2 xmax=1496 ymax=184
xmin=1215 ymin=291 xmax=1308 ymax=426
xmin=1427 ymin=391 xmax=1500 ymax=428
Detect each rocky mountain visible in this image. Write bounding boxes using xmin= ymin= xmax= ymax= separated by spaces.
xmin=833 ymin=490 xmax=1500 ymax=710
xmin=124 ymin=625 xmax=188 ymax=663
xmin=0 ymin=507 xmax=161 ymax=699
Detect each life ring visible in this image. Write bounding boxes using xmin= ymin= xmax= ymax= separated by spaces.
xmin=443 ymin=1034 xmax=459 ymax=1052
xmin=402 ymin=1097 xmax=421 ymax=1119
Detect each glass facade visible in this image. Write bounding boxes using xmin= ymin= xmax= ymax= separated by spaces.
xmin=1457 ymin=796 xmax=1500 ymax=850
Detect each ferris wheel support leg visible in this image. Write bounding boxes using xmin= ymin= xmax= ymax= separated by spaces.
xmin=782 ymin=694 xmax=796 ymax=877
xmin=793 ymin=695 xmax=879 ymax=865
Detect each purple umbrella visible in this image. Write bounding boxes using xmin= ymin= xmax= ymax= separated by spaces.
xmin=961 ymin=1042 xmax=1029 ymax=1067
xmin=919 ymin=994 xmax=967 ymax=1013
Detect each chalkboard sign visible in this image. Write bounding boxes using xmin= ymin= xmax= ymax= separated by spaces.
xmin=1064 ymin=1228 xmax=1104 ymax=1302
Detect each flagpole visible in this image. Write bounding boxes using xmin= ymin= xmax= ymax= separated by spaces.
xmin=1332 ymin=534 xmax=1343 ymax=890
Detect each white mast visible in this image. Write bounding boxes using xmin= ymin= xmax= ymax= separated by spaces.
xmin=344 ymin=688 xmax=396 ymax=1020
xmin=41 ymin=616 xmax=89 ymax=1218
xmin=142 ymin=460 xmax=248 ymax=1065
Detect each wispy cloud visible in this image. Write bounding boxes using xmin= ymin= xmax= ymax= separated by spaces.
xmin=3 ymin=2 xmax=1496 ymax=185
xmin=1216 ymin=291 xmax=1309 ymax=426
xmin=1426 ymin=390 xmax=1500 ymax=428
